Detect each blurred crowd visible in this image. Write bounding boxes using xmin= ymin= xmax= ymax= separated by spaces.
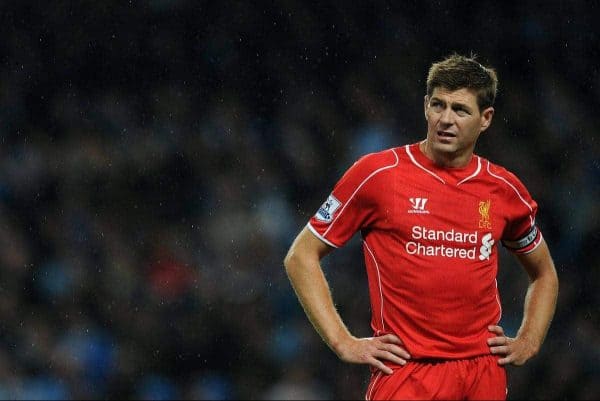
xmin=0 ymin=1 xmax=598 ymax=400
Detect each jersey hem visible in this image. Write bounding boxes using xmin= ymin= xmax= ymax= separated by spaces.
xmin=306 ymin=223 xmax=339 ymax=248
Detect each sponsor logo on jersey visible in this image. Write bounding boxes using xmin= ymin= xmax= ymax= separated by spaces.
xmin=408 ymin=197 xmax=429 ymax=214
xmin=315 ymin=194 xmax=341 ymax=223
xmin=405 ymin=225 xmax=495 ymax=261
xmin=478 ymin=199 xmax=492 ymax=229
xmin=479 ymin=233 xmax=494 ymax=260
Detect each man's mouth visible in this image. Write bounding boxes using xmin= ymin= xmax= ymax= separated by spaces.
xmin=437 ymin=131 xmax=456 ymax=138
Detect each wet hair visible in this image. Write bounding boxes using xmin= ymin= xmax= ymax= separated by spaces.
xmin=426 ymin=53 xmax=498 ymax=111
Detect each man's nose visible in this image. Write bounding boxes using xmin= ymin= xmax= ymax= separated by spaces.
xmin=439 ymin=108 xmax=454 ymax=125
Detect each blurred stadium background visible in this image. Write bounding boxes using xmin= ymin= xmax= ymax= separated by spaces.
xmin=0 ymin=1 xmax=598 ymax=399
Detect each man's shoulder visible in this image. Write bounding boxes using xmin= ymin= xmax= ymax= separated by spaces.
xmin=478 ymin=156 xmax=532 ymax=196
xmin=351 ymin=146 xmax=402 ymax=172
xmin=336 ymin=147 xmax=403 ymax=190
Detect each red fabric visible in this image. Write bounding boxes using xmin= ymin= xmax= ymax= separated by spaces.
xmin=365 ymin=355 xmax=507 ymax=400
xmin=308 ymin=143 xmax=540 ymax=360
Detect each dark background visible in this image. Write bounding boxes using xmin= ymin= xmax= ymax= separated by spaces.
xmin=0 ymin=1 xmax=598 ymax=399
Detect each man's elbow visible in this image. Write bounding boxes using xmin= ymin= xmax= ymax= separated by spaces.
xmin=283 ymin=248 xmax=299 ymax=273
xmin=284 ymin=246 xmax=314 ymax=277
xmin=545 ymin=257 xmax=559 ymax=291
xmin=551 ymin=266 xmax=559 ymax=296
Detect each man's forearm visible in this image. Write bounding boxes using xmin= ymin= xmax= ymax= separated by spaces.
xmin=515 ymin=242 xmax=559 ymax=353
xmin=284 ymin=251 xmax=353 ymax=354
xmin=516 ymin=271 xmax=559 ymax=352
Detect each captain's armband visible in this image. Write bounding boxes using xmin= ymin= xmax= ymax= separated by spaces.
xmin=501 ymin=225 xmax=540 ymax=252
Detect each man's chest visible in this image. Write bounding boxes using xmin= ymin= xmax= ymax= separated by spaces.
xmin=371 ymin=173 xmax=506 ymax=256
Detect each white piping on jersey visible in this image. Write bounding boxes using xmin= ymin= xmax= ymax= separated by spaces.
xmin=323 ymin=148 xmax=400 ymax=238
xmin=405 ymin=145 xmax=446 ymax=184
xmin=366 ymin=371 xmax=383 ymax=401
xmin=306 ymin=222 xmax=339 ymax=248
xmin=363 ymin=240 xmax=386 ymax=333
xmin=485 ymin=160 xmax=535 ymax=226
xmin=494 ymin=278 xmax=502 ymax=324
xmin=456 ymin=156 xmax=481 ymax=186
xmin=405 ymin=145 xmax=482 ymax=185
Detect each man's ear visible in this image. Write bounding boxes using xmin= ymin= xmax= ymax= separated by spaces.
xmin=480 ymin=107 xmax=494 ymax=132
xmin=424 ymin=95 xmax=429 ymax=120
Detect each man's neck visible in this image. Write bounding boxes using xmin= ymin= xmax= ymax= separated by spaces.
xmin=419 ymin=140 xmax=473 ymax=168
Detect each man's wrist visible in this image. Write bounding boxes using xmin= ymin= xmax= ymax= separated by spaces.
xmin=515 ymin=331 xmax=541 ymax=355
xmin=329 ymin=332 xmax=354 ymax=357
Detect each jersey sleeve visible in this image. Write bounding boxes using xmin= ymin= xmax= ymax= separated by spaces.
xmin=496 ymin=167 xmax=543 ymax=254
xmin=307 ymin=149 xmax=398 ymax=248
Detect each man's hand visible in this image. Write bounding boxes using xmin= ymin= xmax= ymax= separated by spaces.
xmin=334 ymin=334 xmax=411 ymax=374
xmin=487 ymin=325 xmax=540 ymax=366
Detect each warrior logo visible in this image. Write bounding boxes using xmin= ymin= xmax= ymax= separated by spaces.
xmin=408 ymin=197 xmax=429 ymax=214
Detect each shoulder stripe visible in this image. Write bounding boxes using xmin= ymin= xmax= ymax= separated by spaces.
xmin=485 ymin=160 xmax=534 ymax=225
xmin=457 ymin=156 xmax=481 ymax=185
xmin=405 ymin=145 xmax=445 ymax=184
xmin=323 ymin=149 xmax=399 ymax=237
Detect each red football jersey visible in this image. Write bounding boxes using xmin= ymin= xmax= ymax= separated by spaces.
xmin=308 ymin=142 xmax=542 ymax=360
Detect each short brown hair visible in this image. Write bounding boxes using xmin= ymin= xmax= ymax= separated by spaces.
xmin=426 ymin=53 xmax=498 ymax=111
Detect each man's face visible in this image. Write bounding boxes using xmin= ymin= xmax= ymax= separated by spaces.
xmin=424 ymin=87 xmax=494 ymax=161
